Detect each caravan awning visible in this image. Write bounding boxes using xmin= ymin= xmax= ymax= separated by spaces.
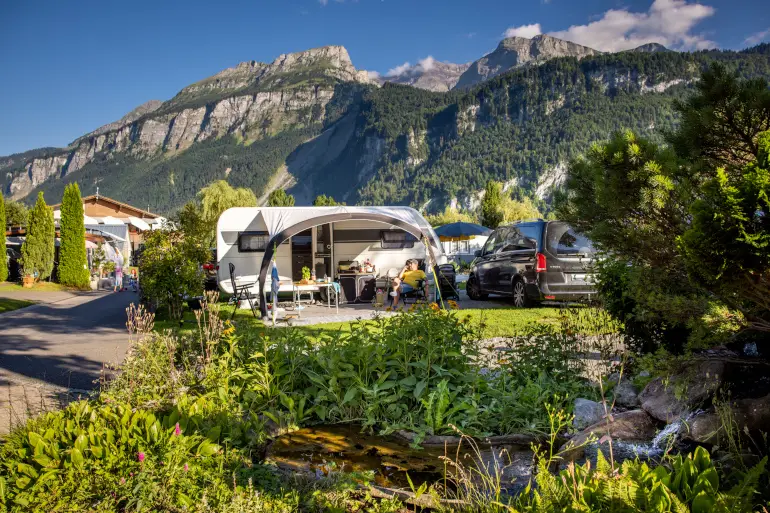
xmin=218 ymin=206 xmax=443 ymax=318
xmin=126 ymin=216 xmax=151 ymax=231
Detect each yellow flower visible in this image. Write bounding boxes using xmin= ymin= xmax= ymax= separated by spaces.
xmin=447 ymin=300 xmax=459 ymax=310
xmin=385 ymin=306 xmax=392 ymax=312
xmin=429 ymin=302 xmax=440 ymax=311
xmin=222 ymin=321 xmax=236 ymax=336
xmin=408 ymin=304 xmax=416 ymax=312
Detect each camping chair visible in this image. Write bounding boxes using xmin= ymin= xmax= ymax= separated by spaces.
xmin=388 ymin=267 xmax=427 ymax=305
xmin=434 ymin=264 xmax=459 ymax=301
xmin=228 ymin=263 xmax=258 ymax=320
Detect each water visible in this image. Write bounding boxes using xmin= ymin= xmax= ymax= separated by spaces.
xmin=615 ymin=410 xmax=703 ymax=458
xmin=267 ymin=424 xmax=534 ymax=490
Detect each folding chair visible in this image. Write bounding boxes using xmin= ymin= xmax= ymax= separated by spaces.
xmin=228 ymin=262 xmax=258 ymax=320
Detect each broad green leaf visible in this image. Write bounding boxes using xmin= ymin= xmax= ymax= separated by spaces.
xmin=27 ymin=432 xmax=44 ymax=450
xmin=399 ymin=375 xmax=417 ymax=387
xmin=414 ymin=380 xmax=427 ymax=399
xmin=70 ymin=448 xmax=84 ymax=468
xmin=342 ymin=387 xmax=357 ymax=405
xmin=33 ymin=455 xmax=53 ymax=468
xmin=16 ymin=463 xmax=38 ymax=478
xmin=74 ymin=434 xmax=88 ymax=453
xmin=197 ymin=440 xmax=220 ymax=457
xmin=206 ymin=426 xmax=221 ymax=442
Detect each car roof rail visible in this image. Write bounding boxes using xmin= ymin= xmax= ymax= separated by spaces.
xmin=510 ymin=218 xmax=545 ymax=224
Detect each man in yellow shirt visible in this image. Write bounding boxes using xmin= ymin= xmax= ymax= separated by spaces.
xmin=392 ymin=259 xmax=428 ymax=308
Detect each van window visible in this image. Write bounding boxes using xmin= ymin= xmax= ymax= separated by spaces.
xmin=381 ymin=231 xmax=416 ymax=249
xmin=238 ymin=231 xmax=269 ymax=252
xmin=482 ymin=232 xmax=498 ymax=255
xmin=503 ymin=226 xmax=538 ymax=251
xmin=546 ymin=223 xmax=596 ymax=256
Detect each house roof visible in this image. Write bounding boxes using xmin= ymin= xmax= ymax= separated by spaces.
xmin=51 ymin=195 xmax=161 ymax=219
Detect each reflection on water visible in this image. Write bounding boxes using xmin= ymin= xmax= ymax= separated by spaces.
xmin=267 ymin=424 xmax=534 ymax=490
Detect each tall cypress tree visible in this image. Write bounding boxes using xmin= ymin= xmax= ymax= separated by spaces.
xmin=21 ymin=192 xmax=55 ymax=281
xmin=59 ymin=183 xmax=90 ymax=288
xmin=0 ymin=191 xmax=8 ymax=282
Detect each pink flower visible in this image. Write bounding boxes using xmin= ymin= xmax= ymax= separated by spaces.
xmin=137 ymin=452 xmax=145 ymax=462
xmin=174 ymin=423 xmax=181 ymax=436
xmin=183 ymin=463 xmax=189 ymax=472
xmin=119 ymin=477 xmax=126 ymax=485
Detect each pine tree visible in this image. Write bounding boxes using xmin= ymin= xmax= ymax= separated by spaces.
xmin=21 ymin=192 xmax=55 ymax=281
xmin=59 ymin=183 xmax=90 ymax=288
xmin=0 ymin=191 xmax=8 ymax=282
xmin=480 ymin=181 xmax=504 ymax=229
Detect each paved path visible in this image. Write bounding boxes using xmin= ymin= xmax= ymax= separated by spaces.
xmin=0 ymin=290 xmax=137 ymax=436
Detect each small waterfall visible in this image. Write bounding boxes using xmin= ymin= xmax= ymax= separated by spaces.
xmin=615 ymin=410 xmax=704 ymax=458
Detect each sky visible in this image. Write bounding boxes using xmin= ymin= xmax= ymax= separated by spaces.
xmin=1 ymin=0 xmax=768 ymax=156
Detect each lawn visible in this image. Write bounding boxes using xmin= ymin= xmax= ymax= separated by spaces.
xmin=0 ymin=297 xmax=35 ymax=313
xmin=154 ymin=301 xmax=572 ymax=340
xmin=0 ymin=281 xmax=70 ymax=292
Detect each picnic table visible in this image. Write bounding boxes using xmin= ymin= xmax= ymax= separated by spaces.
xmin=292 ymin=281 xmax=340 ymax=317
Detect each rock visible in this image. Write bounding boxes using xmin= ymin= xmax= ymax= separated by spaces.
xmin=639 ymin=359 xmax=725 ymax=422
xmin=455 ymin=34 xmax=601 ymax=89
xmin=380 ymin=59 xmax=471 ymax=92
xmin=560 ymin=409 xmax=659 ymax=462
xmin=573 ymin=398 xmax=605 ymax=430
xmin=613 ymin=381 xmax=640 ymax=408
xmin=682 ymin=393 xmax=770 ymax=445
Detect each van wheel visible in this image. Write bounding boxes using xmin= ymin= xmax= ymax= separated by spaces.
xmin=512 ymin=279 xmax=531 ymax=308
xmin=466 ymin=275 xmax=487 ymax=300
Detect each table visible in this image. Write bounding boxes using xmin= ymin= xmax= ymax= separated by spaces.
xmin=292 ymin=281 xmax=339 ymax=317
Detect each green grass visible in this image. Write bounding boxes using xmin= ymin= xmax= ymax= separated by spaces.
xmin=0 ymin=297 xmax=35 ymax=313
xmin=0 ymin=281 xmax=70 ymax=292
xmin=154 ymin=302 xmax=568 ymax=340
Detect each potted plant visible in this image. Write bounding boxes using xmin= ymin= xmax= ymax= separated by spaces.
xmin=300 ymin=266 xmax=311 ymax=284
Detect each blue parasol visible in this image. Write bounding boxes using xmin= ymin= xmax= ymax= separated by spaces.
xmin=434 ymin=222 xmax=493 ymax=239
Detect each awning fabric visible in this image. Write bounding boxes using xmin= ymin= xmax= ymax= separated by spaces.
xmin=219 ymin=206 xmax=444 ymax=318
xmin=98 ymin=216 xmax=125 ymax=225
xmin=126 ymin=216 xmax=151 ymax=231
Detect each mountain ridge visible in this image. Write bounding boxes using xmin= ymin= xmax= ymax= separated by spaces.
xmin=4 ymin=40 xmax=770 ymax=215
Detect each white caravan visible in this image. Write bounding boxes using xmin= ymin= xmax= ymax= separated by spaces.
xmin=216 ymin=206 xmax=445 ymax=316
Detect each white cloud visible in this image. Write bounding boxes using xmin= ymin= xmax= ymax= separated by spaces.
xmin=417 ymin=56 xmax=436 ymax=71
xmin=386 ymin=61 xmax=413 ymax=77
xmin=466 ymin=32 xmax=477 ymax=39
xmin=385 ymin=56 xmax=439 ymax=77
xmin=548 ymin=0 xmax=716 ymax=52
xmin=367 ymin=70 xmax=381 ymax=80
xmin=745 ymin=28 xmax=770 ymax=46
xmin=503 ymin=23 xmax=542 ymax=39
xmin=318 ymin=0 xmax=328 ymax=5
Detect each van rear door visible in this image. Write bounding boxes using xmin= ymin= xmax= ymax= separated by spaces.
xmin=543 ymin=222 xmax=596 ymax=294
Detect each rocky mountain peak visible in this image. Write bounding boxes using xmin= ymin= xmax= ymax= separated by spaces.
xmin=455 ymin=34 xmax=601 ymax=89
xmin=631 ymin=42 xmax=670 ymax=53
xmin=380 ymin=59 xmax=470 ymax=92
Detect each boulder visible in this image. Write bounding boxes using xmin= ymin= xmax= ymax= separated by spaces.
xmin=573 ymin=398 xmax=605 ymax=430
xmin=639 ymin=359 xmax=725 ymax=422
xmin=682 ymin=393 xmax=770 ymax=445
xmin=560 ymin=409 xmax=658 ymax=461
xmin=613 ymin=381 xmax=640 ymax=408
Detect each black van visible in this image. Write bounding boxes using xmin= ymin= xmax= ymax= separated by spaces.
xmin=466 ymin=220 xmax=596 ymax=306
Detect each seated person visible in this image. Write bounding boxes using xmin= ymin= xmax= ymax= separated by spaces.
xmin=391 ymin=259 xmax=428 ymax=307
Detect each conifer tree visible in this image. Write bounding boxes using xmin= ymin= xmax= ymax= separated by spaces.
xmin=0 ymin=191 xmax=7 ymax=282
xmin=59 ymin=183 xmax=90 ymax=288
xmin=21 ymin=192 xmax=55 ymax=281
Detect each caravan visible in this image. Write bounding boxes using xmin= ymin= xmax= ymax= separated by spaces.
xmin=216 ymin=206 xmax=446 ymax=316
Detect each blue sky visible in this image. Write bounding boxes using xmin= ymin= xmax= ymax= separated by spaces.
xmin=1 ymin=0 xmax=768 ymax=156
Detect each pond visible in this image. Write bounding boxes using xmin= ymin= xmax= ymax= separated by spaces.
xmin=267 ymin=424 xmax=535 ymax=491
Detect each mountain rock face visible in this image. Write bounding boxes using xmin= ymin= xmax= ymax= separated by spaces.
xmin=454 ymin=34 xmax=601 ymax=89
xmin=631 ymin=43 xmax=669 ymax=53
xmin=3 ymin=45 xmax=372 ymax=200
xmin=4 ymin=42 xmax=769 ymax=214
xmin=381 ymin=61 xmax=470 ymax=92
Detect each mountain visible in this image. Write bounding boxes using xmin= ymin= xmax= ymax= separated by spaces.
xmin=454 ymin=34 xmax=601 ymax=89
xmin=630 ymin=43 xmax=670 ymax=53
xmin=379 ymin=59 xmax=470 ymax=92
xmin=3 ymin=42 xmax=770 ymax=216
xmin=2 ymin=45 xmax=372 ymax=202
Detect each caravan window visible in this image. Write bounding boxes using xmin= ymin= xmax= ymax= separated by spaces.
xmin=381 ymin=231 xmax=417 ymax=249
xmin=238 ymin=231 xmax=269 ymax=252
